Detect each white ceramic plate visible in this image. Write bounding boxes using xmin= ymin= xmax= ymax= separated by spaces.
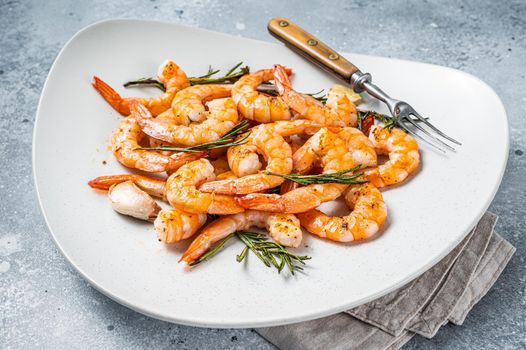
xmin=33 ymin=19 xmax=508 ymax=328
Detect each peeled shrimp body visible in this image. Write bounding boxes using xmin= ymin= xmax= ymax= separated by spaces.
xmin=154 ymin=209 xmax=207 ymax=243
xmin=156 ymin=84 xmax=233 ymax=125
xmin=180 ymin=210 xmax=302 ymax=265
xmin=227 ymin=119 xmax=329 ymax=178
xmin=131 ymin=98 xmax=239 ymax=147
xmin=336 ymin=127 xmax=377 ymax=167
xmin=108 ymin=181 xmax=161 ymax=222
xmin=166 ymin=159 xmax=244 ymax=214
xmin=273 ymin=64 xmax=357 ymax=127
xmin=365 ymin=125 xmax=420 ymax=187
xmin=297 ymin=183 xmax=387 ymax=242
xmin=89 ymin=174 xmax=206 ymax=242
xmin=232 ymin=68 xmax=292 ymax=123
xmin=199 ymin=124 xmax=293 ymax=194
xmin=92 ymin=59 xmax=189 ymax=116
xmin=111 ymin=116 xmax=205 ymax=172
xmin=236 ymin=128 xmax=355 ymax=213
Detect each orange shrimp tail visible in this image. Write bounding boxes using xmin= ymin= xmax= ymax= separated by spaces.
xmin=92 ymin=76 xmax=130 ymax=115
xmin=129 ymin=99 xmax=152 ymax=119
xmin=179 ymin=235 xmax=208 ymax=264
xmin=279 ymin=180 xmax=298 ymax=194
xmin=88 ymin=174 xmax=134 ymax=190
xmin=272 ymin=64 xmax=292 ymax=95
xmin=168 ymin=151 xmax=209 ymax=171
xmin=235 ymin=193 xmax=285 ymax=212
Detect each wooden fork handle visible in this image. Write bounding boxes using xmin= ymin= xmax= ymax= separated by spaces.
xmin=267 ymin=17 xmax=361 ymax=82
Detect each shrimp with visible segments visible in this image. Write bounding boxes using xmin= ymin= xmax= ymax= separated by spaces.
xmin=131 ymin=98 xmax=239 ymax=147
xmin=209 ymin=156 xmax=231 ymax=177
xmin=92 ymin=59 xmax=189 ymax=116
xmin=180 ymin=210 xmax=302 ymax=265
xmin=199 ymin=124 xmax=292 ymax=195
xmin=89 ymin=173 xmax=166 ymax=198
xmin=236 ymin=128 xmax=355 ymax=213
xmin=156 ymin=84 xmax=232 ymax=125
xmin=336 ymin=127 xmax=377 ymax=167
xmin=154 ymin=209 xmax=207 ymax=243
xmin=297 ymin=183 xmax=387 ymax=242
xmin=232 ymin=68 xmax=292 ymax=123
xmin=111 ymin=115 xmax=206 ymax=172
xmin=273 ymin=64 xmax=357 ymax=127
xmin=364 ymin=125 xmax=420 ymax=187
xmin=108 ymin=181 xmax=161 ymax=222
xmin=88 ymin=174 xmax=206 ymax=242
xmin=226 ymin=119 xmax=328 ymax=178
xmin=166 ymin=159 xmax=245 ymax=214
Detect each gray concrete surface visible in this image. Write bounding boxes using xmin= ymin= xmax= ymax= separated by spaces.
xmin=1 ymin=0 xmax=524 ymax=349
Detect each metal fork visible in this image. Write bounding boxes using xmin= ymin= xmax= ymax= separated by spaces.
xmin=268 ymin=17 xmax=461 ymax=153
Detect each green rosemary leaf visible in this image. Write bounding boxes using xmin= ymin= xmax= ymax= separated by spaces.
xmin=136 ymin=120 xmax=250 ymax=153
xmin=190 ymin=233 xmax=235 ymax=266
xmin=265 ymin=165 xmax=366 ymax=185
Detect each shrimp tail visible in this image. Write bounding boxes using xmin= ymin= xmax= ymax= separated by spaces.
xmin=235 ymin=193 xmax=283 ymax=212
xmin=179 ymin=235 xmax=211 ymax=264
xmin=88 ymin=174 xmax=135 ymax=190
xmin=272 ymin=64 xmax=291 ymax=94
xmin=92 ymin=76 xmax=130 ymax=115
xmin=169 ymin=150 xmax=209 ymax=170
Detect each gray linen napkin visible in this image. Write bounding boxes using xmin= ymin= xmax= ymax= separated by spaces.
xmin=257 ymin=213 xmax=515 ymax=350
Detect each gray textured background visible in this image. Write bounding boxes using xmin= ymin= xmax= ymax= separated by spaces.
xmin=1 ymin=0 xmax=525 ymax=349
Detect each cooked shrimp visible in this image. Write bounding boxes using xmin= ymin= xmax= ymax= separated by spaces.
xmin=89 ymin=174 xmax=166 ymax=198
xmin=131 ymin=97 xmax=239 ymax=146
xmin=92 ymin=59 xmax=189 ymax=116
xmin=209 ymin=156 xmax=231 ymax=177
xmin=336 ymin=127 xmax=377 ymax=167
xmin=273 ymin=64 xmax=357 ymax=127
xmin=236 ymin=128 xmax=355 ymax=213
xmin=108 ymin=181 xmax=161 ymax=222
xmin=199 ymin=124 xmax=292 ymax=194
xmin=226 ymin=120 xmax=328 ymax=178
xmin=180 ymin=210 xmax=302 ymax=265
xmin=365 ymin=125 xmax=420 ymax=187
xmin=154 ymin=209 xmax=207 ymax=243
xmin=232 ymin=68 xmax=292 ymax=122
xmin=88 ymin=174 xmax=205 ymax=241
xmin=111 ymin=116 xmax=205 ymax=172
xmin=297 ymin=183 xmax=387 ymax=242
xmin=156 ymin=84 xmax=232 ymax=124
xmin=166 ymin=159 xmax=244 ymax=214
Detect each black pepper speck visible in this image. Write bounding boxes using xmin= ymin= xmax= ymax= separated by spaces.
xmin=107 ymin=325 xmax=114 ymax=331
xmin=515 ymin=149 xmax=523 ymax=156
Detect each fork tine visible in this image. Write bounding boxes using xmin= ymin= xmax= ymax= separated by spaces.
xmin=402 ymin=116 xmax=456 ymax=152
xmin=410 ymin=111 xmax=462 ymax=145
xmin=399 ymin=120 xmax=446 ymax=153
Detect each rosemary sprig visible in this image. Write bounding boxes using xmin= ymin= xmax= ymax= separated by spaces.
xmin=190 ymin=231 xmax=311 ymax=275
xmin=358 ymin=110 xmax=396 ymax=130
xmin=266 ymin=165 xmax=366 ymax=185
xmin=304 ymin=89 xmax=328 ymax=103
xmin=357 ymin=109 xmax=429 ymax=131
xmin=236 ymin=231 xmax=310 ymax=274
xmin=123 ymin=78 xmax=167 ymax=91
xmin=256 ymin=84 xmax=328 ymax=103
xmin=137 ymin=120 xmax=251 ymax=153
xmin=123 ymin=62 xmax=249 ymax=91
xmin=190 ymin=233 xmax=235 ymax=266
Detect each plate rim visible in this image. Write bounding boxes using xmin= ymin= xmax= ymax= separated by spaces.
xmin=32 ymin=18 xmax=510 ymax=328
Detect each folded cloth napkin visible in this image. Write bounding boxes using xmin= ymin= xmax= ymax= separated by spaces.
xmin=257 ymin=212 xmax=515 ymax=350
